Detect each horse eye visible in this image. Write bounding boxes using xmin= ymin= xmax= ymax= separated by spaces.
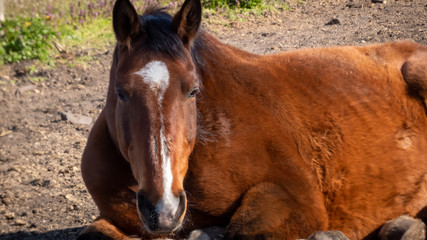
xmin=188 ymin=88 xmax=200 ymax=98
xmin=116 ymin=89 xmax=129 ymax=102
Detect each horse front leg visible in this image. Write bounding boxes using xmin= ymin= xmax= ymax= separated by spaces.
xmin=78 ymin=218 xmax=136 ymax=240
xmin=223 ymin=182 xmax=330 ymax=240
xmin=77 ymin=115 xmax=144 ymax=240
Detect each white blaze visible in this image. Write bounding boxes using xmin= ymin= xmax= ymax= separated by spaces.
xmin=134 ymin=61 xmax=170 ymax=103
xmin=134 ymin=61 xmax=178 ymax=223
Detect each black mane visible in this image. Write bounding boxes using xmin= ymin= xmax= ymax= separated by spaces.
xmin=137 ymin=6 xmax=186 ymax=59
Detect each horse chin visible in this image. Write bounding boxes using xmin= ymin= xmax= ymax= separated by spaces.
xmin=139 ymin=218 xmax=184 ymax=235
xmin=170 ymin=221 xmax=184 ymax=234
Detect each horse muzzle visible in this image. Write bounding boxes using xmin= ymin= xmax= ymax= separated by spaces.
xmin=136 ymin=190 xmax=187 ymax=234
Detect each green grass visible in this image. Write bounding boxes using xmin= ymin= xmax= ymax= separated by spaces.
xmin=203 ymin=0 xmax=261 ymax=9
xmin=4 ymin=0 xmax=66 ymax=19
xmin=28 ymin=76 xmax=48 ymax=83
xmin=58 ymin=17 xmax=114 ymax=52
xmin=0 ymin=17 xmax=58 ymax=64
xmin=204 ymin=0 xmax=290 ymax=25
xmin=1 ymin=0 xmax=116 ymax=66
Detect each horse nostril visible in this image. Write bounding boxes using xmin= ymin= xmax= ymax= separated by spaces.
xmin=176 ymin=191 xmax=187 ymax=221
xmin=136 ymin=191 xmax=159 ymax=231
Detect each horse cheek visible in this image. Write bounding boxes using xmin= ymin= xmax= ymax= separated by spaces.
xmin=186 ymin=103 xmax=198 ymax=146
xmin=115 ymin=103 xmax=132 ymax=161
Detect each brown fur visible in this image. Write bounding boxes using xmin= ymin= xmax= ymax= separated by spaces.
xmin=79 ymin=0 xmax=427 ymax=239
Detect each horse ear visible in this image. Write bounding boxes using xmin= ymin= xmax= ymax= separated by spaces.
xmin=113 ymin=0 xmax=140 ymax=49
xmin=172 ymin=0 xmax=202 ymax=48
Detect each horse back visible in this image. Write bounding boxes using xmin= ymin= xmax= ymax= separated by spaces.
xmin=265 ymin=41 xmax=427 ymax=237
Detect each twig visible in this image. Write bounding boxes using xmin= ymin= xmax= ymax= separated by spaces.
xmin=52 ymin=40 xmax=66 ymax=54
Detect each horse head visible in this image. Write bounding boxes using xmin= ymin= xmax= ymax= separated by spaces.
xmin=109 ymin=0 xmax=201 ymax=234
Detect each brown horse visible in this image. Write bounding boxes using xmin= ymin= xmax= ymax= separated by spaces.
xmin=78 ymin=0 xmax=427 ymax=239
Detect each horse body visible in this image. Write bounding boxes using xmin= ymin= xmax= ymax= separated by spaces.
xmin=79 ymin=0 xmax=427 ymax=239
xmin=187 ymin=34 xmax=427 ymax=238
xmin=188 ymin=33 xmax=427 ymax=237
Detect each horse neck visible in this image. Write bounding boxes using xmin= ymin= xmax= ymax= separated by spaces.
xmin=191 ymin=30 xmax=264 ymax=102
xmin=192 ymin=31 xmax=257 ymax=80
xmin=191 ymin=31 xmax=260 ymax=143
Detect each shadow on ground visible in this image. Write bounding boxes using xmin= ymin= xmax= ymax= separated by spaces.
xmin=0 ymin=227 xmax=83 ymax=240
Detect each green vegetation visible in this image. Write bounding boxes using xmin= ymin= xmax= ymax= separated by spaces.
xmin=0 ymin=17 xmax=57 ymax=64
xmin=203 ymin=0 xmax=262 ymax=9
xmin=58 ymin=17 xmax=115 ymax=53
xmin=1 ymin=0 xmax=289 ymax=65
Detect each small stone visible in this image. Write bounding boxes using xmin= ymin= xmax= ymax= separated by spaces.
xmin=0 ymin=128 xmax=12 ymax=137
xmin=14 ymin=219 xmax=26 ymax=226
xmin=60 ymin=112 xmax=92 ymax=125
xmin=30 ymin=179 xmax=41 ymax=186
xmin=0 ymin=74 xmax=10 ymax=81
xmin=32 ymin=151 xmax=43 ymax=156
xmin=7 ymin=167 xmax=18 ymax=172
xmin=5 ymin=212 xmax=15 ymax=220
xmin=346 ymin=3 xmax=362 ymax=8
xmin=74 ymin=84 xmax=86 ymax=90
xmin=42 ymin=180 xmax=51 ymax=187
xmin=0 ymin=191 xmax=12 ymax=206
xmin=15 ymin=84 xmax=36 ymax=96
xmin=325 ymin=18 xmax=340 ymax=26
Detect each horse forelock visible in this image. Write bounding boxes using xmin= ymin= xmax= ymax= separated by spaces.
xmin=122 ymin=5 xmax=205 ymax=73
xmin=129 ymin=6 xmax=187 ymax=60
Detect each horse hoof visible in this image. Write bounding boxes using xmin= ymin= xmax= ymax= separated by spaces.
xmin=379 ymin=215 xmax=426 ymax=240
xmin=306 ymin=230 xmax=350 ymax=240
xmin=188 ymin=226 xmax=225 ymax=240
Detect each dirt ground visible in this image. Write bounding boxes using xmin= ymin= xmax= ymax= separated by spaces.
xmin=0 ymin=0 xmax=426 ymax=239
